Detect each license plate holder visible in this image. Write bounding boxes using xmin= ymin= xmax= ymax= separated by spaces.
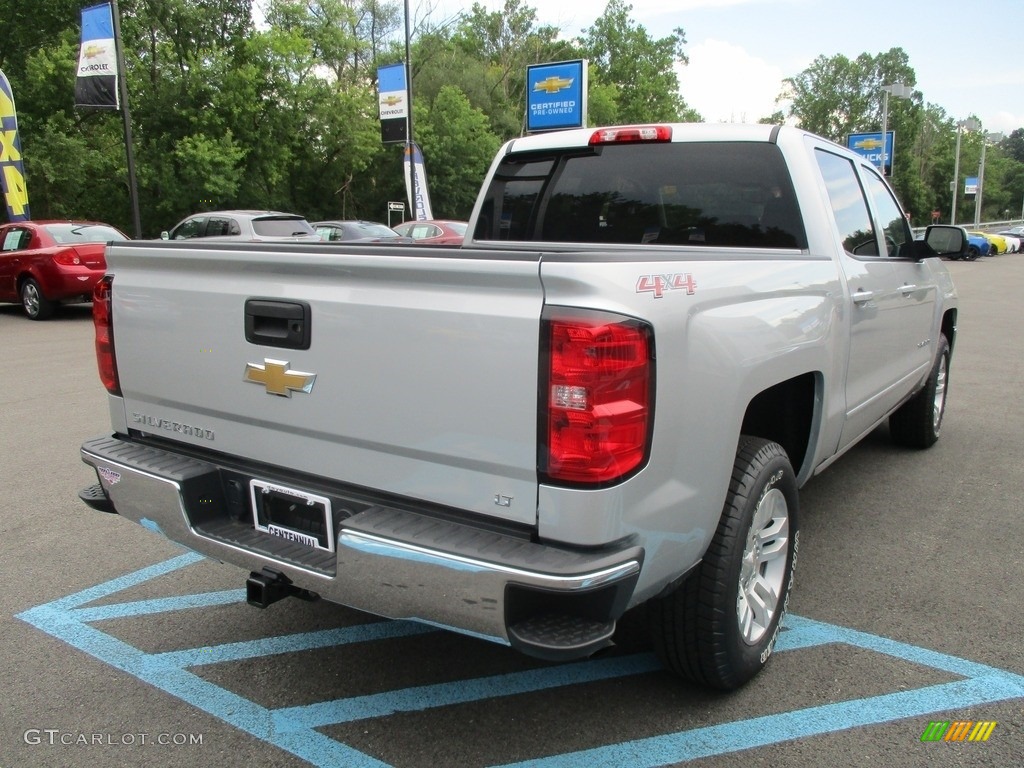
xmin=250 ymin=480 xmax=334 ymax=552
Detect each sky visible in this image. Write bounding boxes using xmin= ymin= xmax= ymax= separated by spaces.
xmin=424 ymin=0 xmax=1024 ymax=136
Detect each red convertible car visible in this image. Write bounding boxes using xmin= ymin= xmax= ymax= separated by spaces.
xmin=0 ymin=220 xmax=128 ymax=319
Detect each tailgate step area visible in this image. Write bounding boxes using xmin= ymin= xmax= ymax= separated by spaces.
xmin=78 ymin=483 xmax=115 ymax=513
xmin=507 ymin=614 xmax=617 ymax=660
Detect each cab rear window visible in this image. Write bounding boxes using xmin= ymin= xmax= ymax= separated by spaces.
xmin=473 ymin=142 xmax=806 ymax=249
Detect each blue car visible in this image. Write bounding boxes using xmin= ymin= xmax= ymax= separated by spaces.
xmin=964 ymin=232 xmax=991 ymax=260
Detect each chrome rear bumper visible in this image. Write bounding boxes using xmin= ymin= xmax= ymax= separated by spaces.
xmin=80 ymin=435 xmax=643 ymax=659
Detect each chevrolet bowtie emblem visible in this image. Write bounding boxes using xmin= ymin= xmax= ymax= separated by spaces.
xmin=533 ymin=75 xmax=573 ymax=94
xmin=244 ymin=359 xmax=316 ymax=397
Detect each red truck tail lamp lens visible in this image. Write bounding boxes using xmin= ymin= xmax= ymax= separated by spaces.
xmin=542 ymin=310 xmax=653 ymax=485
xmin=93 ymin=276 xmax=121 ymax=395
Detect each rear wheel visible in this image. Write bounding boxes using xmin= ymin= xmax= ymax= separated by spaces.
xmin=21 ymin=278 xmax=55 ymax=320
xmin=648 ymin=437 xmax=799 ymax=690
xmin=889 ymin=334 xmax=950 ymax=448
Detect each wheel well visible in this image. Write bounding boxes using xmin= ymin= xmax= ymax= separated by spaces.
xmin=740 ymin=373 xmax=816 ymax=475
xmin=941 ymin=309 xmax=957 ymax=355
xmin=16 ymin=272 xmax=35 ymax=292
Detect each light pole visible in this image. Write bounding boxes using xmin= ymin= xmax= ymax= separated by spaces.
xmin=951 ymin=118 xmax=979 ymax=225
xmin=879 ymin=83 xmax=911 ymax=175
xmin=974 ymin=131 xmax=1004 ymax=228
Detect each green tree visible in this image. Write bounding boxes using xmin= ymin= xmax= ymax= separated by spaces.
xmin=782 ymin=48 xmax=928 ymax=214
xmin=1003 ymin=129 xmax=1024 ymax=165
xmin=0 ymin=0 xmax=82 ymax=81
xmin=15 ymin=30 xmax=130 ymax=226
xmin=448 ymin=0 xmax=576 ymax=138
xmin=414 ymin=85 xmax=501 ymax=218
xmin=782 ymin=53 xmax=878 ymax=141
xmin=578 ymin=0 xmax=691 ymax=123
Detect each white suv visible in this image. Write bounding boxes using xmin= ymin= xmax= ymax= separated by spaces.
xmin=161 ymin=210 xmax=319 ymax=241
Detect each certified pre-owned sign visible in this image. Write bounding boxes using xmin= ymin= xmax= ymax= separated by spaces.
xmin=526 ymin=59 xmax=588 ymax=133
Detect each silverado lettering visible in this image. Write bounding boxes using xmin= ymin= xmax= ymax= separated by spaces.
xmin=130 ymin=413 xmax=215 ymax=441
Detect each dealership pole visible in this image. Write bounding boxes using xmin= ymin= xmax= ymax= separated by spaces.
xmin=111 ymin=0 xmax=141 ymax=238
xmin=403 ymin=0 xmax=418 ymax=215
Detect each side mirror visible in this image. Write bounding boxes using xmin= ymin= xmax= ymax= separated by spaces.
xmin=912 ymin=225 xmax=968 ymax=261
xmin=160 ymin=231 xmax=170 ymax=240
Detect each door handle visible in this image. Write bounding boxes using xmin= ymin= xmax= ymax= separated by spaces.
xmin=900 ymin=284 xmax=918 ymax=296
xmin=852 ymin=290 xmax=874 ymax=305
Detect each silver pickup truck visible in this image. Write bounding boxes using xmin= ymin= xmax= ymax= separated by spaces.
xmin=79 ymin=123 xmax=964 ymax=690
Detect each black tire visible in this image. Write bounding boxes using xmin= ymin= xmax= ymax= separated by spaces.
xmin=965 ymin=245 xmax=980 ymax=261
xmin=889 ymin=334 xmax=950 ymax=449
xmin=21 ymin=278 xmax=55 ymax=320
xmin=648 ymin=437 xmax=799 ymax=690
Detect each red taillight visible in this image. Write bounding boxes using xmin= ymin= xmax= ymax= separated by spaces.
xmin=53 ymin=248 xmax=83 ymax=266
xmin=589 ymin=125 xmax=672 ymax=145
xmin=542 ymin=309 xmax=653 ymax=485
xmin=92 ymin=276 xmax=120 ymax=395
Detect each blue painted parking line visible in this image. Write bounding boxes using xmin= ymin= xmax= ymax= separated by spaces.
xmin=72 ymin=589 xmax=247 ymax=622
xmin=16 ymin=555 xmax=1024 ymax=768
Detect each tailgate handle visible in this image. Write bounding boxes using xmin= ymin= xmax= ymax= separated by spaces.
xmin=245 ymin=299 xmax=311 ymax=350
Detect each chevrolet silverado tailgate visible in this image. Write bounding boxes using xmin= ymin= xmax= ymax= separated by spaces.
xmin=104 ymin=241 xmax=544 ymax=527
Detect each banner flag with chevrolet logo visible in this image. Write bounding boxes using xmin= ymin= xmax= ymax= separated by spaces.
xmin=378 ymin=63 xmax=408 ymax=144
xmin=75 ymin=3 xmax=119 ymax=110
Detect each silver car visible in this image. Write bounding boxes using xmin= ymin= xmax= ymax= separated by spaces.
xmin=161 ymin=210 xmax=319 ymax=242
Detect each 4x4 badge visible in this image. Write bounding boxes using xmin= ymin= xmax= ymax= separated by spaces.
xmin=244 ymin=359 xmax=316 ymax=397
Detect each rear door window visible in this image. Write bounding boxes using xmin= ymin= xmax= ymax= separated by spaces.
xmin=473 ymin=143 xmax=806 ymax=249
xmin=2 ymin=228 xmax=30 ymax=251
xmin=206 ymin=217 xmax=240 ymax=237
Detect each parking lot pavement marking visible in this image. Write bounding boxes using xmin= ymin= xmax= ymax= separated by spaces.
xmin=271 ymin=654 xmax=665 ymax=731
xmin=16 ymin=555 xmax=1024 ymax=768
xmin=151 ymin=621 xmax=437 ymax=670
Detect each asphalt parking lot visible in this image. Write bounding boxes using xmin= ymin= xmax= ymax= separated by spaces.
xmin=1 ymin=255 xmax=1022 ymax=767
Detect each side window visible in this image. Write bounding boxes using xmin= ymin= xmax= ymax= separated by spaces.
xmin=207 ymin=217 xmax=231 ymax=236
xmin=861 ymin=168 xmax=912 ymax=257
xmin=472 ymin=158 xmax=553 ymax=241
xmin=815 ymin=149 xmax=878 ymax=256
xmin=173 ymin=217 xmax=206 ymax=239
xmin=2 ymin=229 xmax=28 ymax=251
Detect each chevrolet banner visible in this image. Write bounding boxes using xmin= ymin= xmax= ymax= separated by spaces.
xmin=378 ymin=63 xmax=408 ymax=144
xmin=75 ymin=3 xmax=119 ymax=110
xmin=0 ymin=69 xmax=30 ymax=221
xmin=403 ymin=142 xmax=433 ymax=221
